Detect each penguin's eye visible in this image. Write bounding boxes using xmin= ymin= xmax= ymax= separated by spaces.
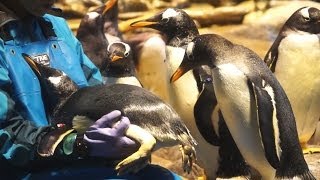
xmin=187 ymin=53 xmax=194 ymax=60
xmin=161 ymin=17 xmax=169 ymax=23
xmin=124 ymin=52 xmax=129 ymax=57
xmin=304 ymin=17 xmax=310 ymax=22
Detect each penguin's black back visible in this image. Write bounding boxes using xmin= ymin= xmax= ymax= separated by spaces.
xmin=53 ymin=84 xmax=195 ymax=144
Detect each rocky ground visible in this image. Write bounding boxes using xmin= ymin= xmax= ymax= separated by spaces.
xmin=66 ymin=0 xmax=320 ymax=179
xmin=151 ymin=146 xmax=320 ymax=179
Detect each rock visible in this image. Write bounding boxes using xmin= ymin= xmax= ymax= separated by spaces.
xmin=243 ymin=0 xmax=320 ymax=33
xmin=118 ymin=0 xmax=191 ymax=13
xmin=151 ymin=146 xmax=206 ymax=180
xmin=118 ymin=0 xmax=151 ymax=13
xmin=184 ymin=3 xmax=250 ymax=26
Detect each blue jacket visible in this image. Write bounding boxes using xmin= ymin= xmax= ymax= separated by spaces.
xmin=0 ymin=11 xmax=102 ymax=165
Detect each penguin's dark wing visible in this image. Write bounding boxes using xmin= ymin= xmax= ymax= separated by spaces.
xmin=264 ymin=35 xmax=285 ymax=72
xmin=193 ymin=67 xmax=220 ymax=146
xmin=247 ymin=77 xmax=280 ymax=169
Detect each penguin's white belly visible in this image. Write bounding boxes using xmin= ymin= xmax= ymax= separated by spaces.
xmin=135 ymin=36 xmax=172 ymax=103
xmin=276 ymin=34 xmax=320 ymax=142
xmin=166 ymin=46 xmax=219 ymax=179
xmin=213 ymin=63 xmax=275 ymax=179
xmin=104 ymin=76 xmax=142 ymax=87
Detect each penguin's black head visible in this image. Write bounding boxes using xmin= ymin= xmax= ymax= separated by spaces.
xmin=78 ymin=11 xmax=104 ymax=32
xmin=107 ymin=41 xmax=131 ymax=62
xmin=77 ymin=0 xmax=117 ymax=37
xmin=93 ymin=0 xmax=119 ymax=35
xmin=170 ymin=34 xmax=218 ymax=82
xmin=93 ymin=0 xmax=118 ymax=16
xmin=22 ymin=53 xmax=78 ymax=114
xmin=130 ymin=8 xmax=199 ymax=41
xmin=285 ymin=7 xmax=320 ymax=34
xmin=105 ymin=42 xmax=135 ymax=76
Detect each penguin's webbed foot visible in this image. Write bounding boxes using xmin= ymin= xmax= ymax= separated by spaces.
xmin=116 ymin=124 xmax=156 ymax=175
xmin=180 ymin=145 xmax=196 ymax=174
xmin=302 ymin=146 xmax=320 ymax=154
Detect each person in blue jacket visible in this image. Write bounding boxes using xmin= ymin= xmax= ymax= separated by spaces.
xmin=0 ymin=0 xmax=181 ymax=179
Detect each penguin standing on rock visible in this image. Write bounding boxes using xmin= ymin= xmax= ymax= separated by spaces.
xmin=264 ymin=6 xmax=320 ymax=153
xmin=171 ymin=34 xmax=316 ymax=180
xmin=130 ymin=8 xmax=250 ymax=179
xmin=21 ymin=53 xmax=197 ymax=176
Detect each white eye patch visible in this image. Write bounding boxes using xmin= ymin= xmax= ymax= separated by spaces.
xmin=48 ymin=76 xmax=62 ymax=86
xmin=162 ymin=8 xmax=179 ymax=19
xmin=87 ymin=12 xmax=99 ymax=20
xmin=300 ymin=7 xmax=310 ymax=19
xmin=48 ymin=72 xmax=67 ymax=86
xmin=186 ymin=42 xmax=195 ymax=58
xmin=107 ymin=42 xmax=131 ymax=55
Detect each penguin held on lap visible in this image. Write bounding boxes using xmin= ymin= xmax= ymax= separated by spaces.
xmin=171 ymin=34 xmax=315 ymax=179
xmin=21 ymin=53 xmax=197 ymax=176
xmin=264 ymin=6 xmax=320 ymax=153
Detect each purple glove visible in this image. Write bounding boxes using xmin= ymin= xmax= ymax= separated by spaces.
xmin=84 ymin=110 xmax=138 ymax=159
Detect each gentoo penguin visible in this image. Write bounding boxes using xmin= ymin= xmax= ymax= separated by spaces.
xmin=21 ymin=53 xmax=197 ymax=175
xmin=130 ymin=8 xmax=250 ymax=179
xmin=104 ymin=41 xmax=142 ymax=86
xmin=76 ymin=0 xmax=117 ymax=72
xmin=171 ymin=34 xmax=315 ymax=179
xmin=264 ymin=6 xmax=320 ymax=153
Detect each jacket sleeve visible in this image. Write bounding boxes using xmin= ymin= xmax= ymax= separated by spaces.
xmin=0 ymin=44 xmax=51 ymax=166
xmin=45 ymin=15 xmax=103 ymax=86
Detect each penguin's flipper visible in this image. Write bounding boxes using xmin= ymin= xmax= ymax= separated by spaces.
xmin=264 ymin=49 xmax=278 ymax=72
xmin=193 ymin=67 xmax=220 ymax=146
xmin=194 ymin=83 xmax=220 ymax=146
xmin=248 ymin=78 xmax=280 ymax=169
xmin=264 ymin=35 xmax=285 ymax=72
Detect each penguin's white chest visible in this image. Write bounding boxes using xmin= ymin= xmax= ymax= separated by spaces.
xmin=135 ymin=36 xmax=170 ymax=102
xmin=276 ymin=33 xmax=320 ymax=141
xmin=166 ymin=46 xmax=220 ymax=177
xmin=212 ymin=63 xmax=275 ymax=176
xmin=166 ymin=46 xmax=200 ymax=132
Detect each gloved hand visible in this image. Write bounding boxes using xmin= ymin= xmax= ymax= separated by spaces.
xmin=84 ymin=110 xmax=139 ymax=159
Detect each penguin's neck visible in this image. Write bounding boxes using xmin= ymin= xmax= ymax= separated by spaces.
xmin=167 ymin=30 xmax=198 ymax=47
xmin=41 ymin=77 xmax=78 ymax=117
xmin=105 ymin=61 xmax=136 ymax=78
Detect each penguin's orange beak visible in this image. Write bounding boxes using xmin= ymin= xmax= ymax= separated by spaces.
xmin=130 ymin=21 xmax=159 ymax=28
xmin=170 ymin=67 xmax=189 ymax=83
xmin=102 ymin=0 xmax=117 ymax=15
xmin=22 ymin=53 xmax=41 ymax=76
xmin=170 ymin=53 xmax=195 ymax=83
xmin=111 ymin=55 xmax=123 ymax=62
